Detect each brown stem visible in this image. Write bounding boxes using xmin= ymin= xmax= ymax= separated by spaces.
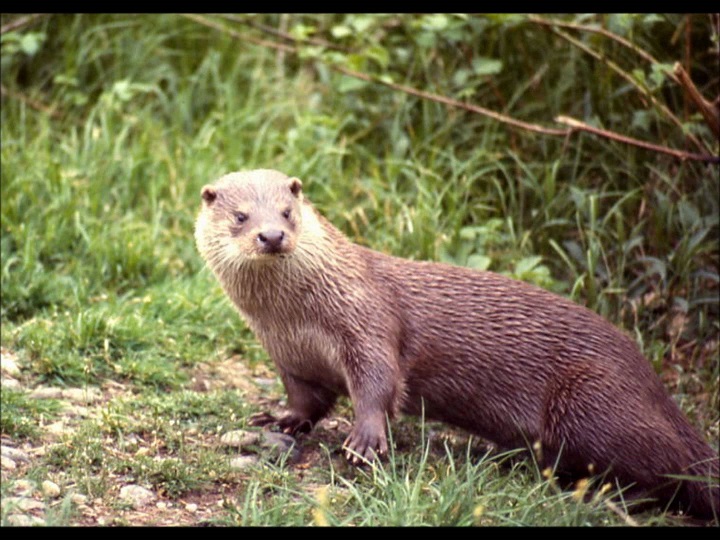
xmin=673 ymin=62 xmax=720 ymax=140
xmin=528 ymin=15 xmax=670 ymax=79
xmin=217 ymin=14 xmax=350 ymax=52
xmin=0 ymin=13 xmax=47 ymax=35
xmin=555 ymin=115 xmax=718 ymax=163
xmin=0 ymin=83 xmax=63 ymax=119
xmin=330 ymin=64 xmax=571 ymax=137
xmin=180 ymin=14 xmax=294 ymax=53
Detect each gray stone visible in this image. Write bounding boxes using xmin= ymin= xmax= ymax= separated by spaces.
xmin=119 ymin=484 xmax=156 ymax=509
xmin=220 ymin=429 xmax=260 ymax=448
xmin=41 ymin=480 xmax=61 ymax=498
xmin=229 ymin=455 xmax=259 ymax=470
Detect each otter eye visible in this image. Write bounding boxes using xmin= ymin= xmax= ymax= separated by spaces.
xmin=282 ymin=209 xmax=291 ymax=219
xmin=234 ymin=212 xmax=248 ymax=224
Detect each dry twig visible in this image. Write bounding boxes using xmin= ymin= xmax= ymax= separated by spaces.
xmin=555 ymin=115 xmax=718 ymax=162
xmin=0 ymin=13 xmax=47 ymax=35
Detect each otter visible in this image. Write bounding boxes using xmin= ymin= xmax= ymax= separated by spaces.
xmin=194 ymin=169 xmax=719 ymax=519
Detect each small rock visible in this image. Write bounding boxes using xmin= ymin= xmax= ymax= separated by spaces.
xmin=119 ymin=484 xmax=156 ymax=509
xmin=1 ymin=377 xmax=20 ymax=389
xmin=259 ymin=431 xmax=298 ymax=460
xmin=2 ymin=446 xmax=30 ymax=463
xmin=62 ymin=387 xmax=101 ymax=404
xmin=71 ymin=493 xmax=88 ymax=505
xmin=1 ymin=456 xmax=17 ymax=470
xmin=42 ymin=480 xmax=61 ymax=498
xmin=28 ymin=386 xmax=63 ymax=399
xmin=6 ymin=514 xmax=46 ymax=526
xmin=12 ymin=479 xmax=36 ymax=496
xmin=4 ymin=496 xmax=45 ymax=512
xmin=46 ymin=421 xmax=71 ymax=436
xmin=230 ymin=455 xmax=258 ymax=470
xmin=0 ymin=350 xmax=21 ymax=376
xmin=60 ymin=403 xmax=90 ymax=417
xmin=253 ymin=377 xmax=277 ymax=388
xmin=220 ymin=430 xmax=259 ymax=448
xmin=185 ymin=503 xmax=198 ymax=513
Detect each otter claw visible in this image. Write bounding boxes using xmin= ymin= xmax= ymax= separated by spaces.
xmin=248 ymin=411 xmax=278 ymax=427
xmin=343 ymin=425 xmax=388 ymax=465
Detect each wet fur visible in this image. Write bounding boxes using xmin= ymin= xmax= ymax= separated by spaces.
xmin=195 ymin=169 xmax=719 ymax=519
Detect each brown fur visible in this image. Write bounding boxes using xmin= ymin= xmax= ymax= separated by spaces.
xmin=195 ymin=169 xmax=719 ymax=519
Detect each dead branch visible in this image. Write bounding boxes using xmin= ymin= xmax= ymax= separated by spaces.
xmin=528 ymin=15 xmax=671 ymax=81
xmin=0 ymin=13 xmax=47 ymax=35
xmin=556 ymin=115 xmax=718 ymax=163
xmin=673 ymin=62 xmax=720 ymax=139
xmin=0 ymin=83 xmax=62 ymax=119
xmin=180 ymin=14 xmax=294 ymax=53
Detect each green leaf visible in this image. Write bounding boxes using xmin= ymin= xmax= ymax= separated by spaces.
xmin=453 ymin=69 xmax=470 ymax=86
xmin=19 ymin=32 xmax=46 ymax=56
xmin=336 ymin=75 xmax=368 ymax=93
xmin=631 ymin=110 xmax=651 ymax=131
xmin=467 ymin=254 xmax=492 ymax=271
xmin=649 ymin=63 xmax=673 ymax=88
xmin=631 ymin=69 xmax=647 ymax=86
xmin=366 ymin=45 xmax=390 ymax=69
xmin=514 ymin=256 xmax=543 ymax=277
xmin=471 ymin=57 xmax=503 ymax=76
xmin=349 ymin=15 xmax=376 ymax=34
xmin=331 ymin=25 xmax=352 ymax=39
xmin=290 ymin=24 xmax=316 ymax=40
xmin=421 ymin=14 xmax=449 ymax=31
xmin=346 ymin=53 xmax=367 ymax=72
xmin=642 ymin=14 xmax=664 ymax=25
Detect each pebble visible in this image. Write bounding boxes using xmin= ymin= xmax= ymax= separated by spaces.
xmin=2 ymin=446 xmax=30 ymax=463
xmin=260 ymin=431 xmax=298 ymax=460
xmin=229 ymin=455 xmax=258 ymax=470
xmin=185 ymin=503 xmax=198 ymax=513
xmin=46 ymin=421 xmax=70 ymax=436
xmin=6 ymin=514 xmax=46 ymax=526
xmin=62 ymin=387 xmax=102 ymax=404
xmin=1 ymin=377 xmax=20 ymax=389
xmin=28 ymin=387 xmax=63 ymax=400
xmin=220 ymin=430 xmax=259 ymax=448
xmin=71 ymin=493 xmax=88 ymax=505
xmin=12 ymin=479 xmax=36 ymax=496
xmin=4 ymin=496 xmax=46 ymax=512
xmin=119 ymin=484 xmax=157 ymax=509
xmin=42 ymin=480 xmax=61 ymax=498
xmin=0 ymin=350 xmax=21 ymax=376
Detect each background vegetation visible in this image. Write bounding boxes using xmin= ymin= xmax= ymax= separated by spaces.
xmin=1 ymin=13 xmax=718 ymax=526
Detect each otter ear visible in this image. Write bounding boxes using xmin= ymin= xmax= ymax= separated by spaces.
xmin=201 ymin=185 xmax=218 ymax=205
xmin=288 ymin=177 xmax=302 ymax=198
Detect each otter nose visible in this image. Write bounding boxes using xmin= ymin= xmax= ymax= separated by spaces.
xmin=257 ymin=230 xmax=285 ymax=253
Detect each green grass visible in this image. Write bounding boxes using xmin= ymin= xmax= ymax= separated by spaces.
xmin=1 ymin=13 xmax=717 ymax=526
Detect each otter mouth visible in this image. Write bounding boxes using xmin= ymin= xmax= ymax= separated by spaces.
xmin=251 ymin=246 xmax=293 ymax=260
xmin=257 ymin=247 xmax=291 ymax=257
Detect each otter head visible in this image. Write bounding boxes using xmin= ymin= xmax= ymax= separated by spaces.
xmin=196 ymin=169 xmax=304 ymax=266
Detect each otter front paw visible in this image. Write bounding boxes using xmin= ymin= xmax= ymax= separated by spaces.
xmin=248 ymin=411 xmax=313 ymax=436
xmin=343 ymin=421 xmax=388 ymax=465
